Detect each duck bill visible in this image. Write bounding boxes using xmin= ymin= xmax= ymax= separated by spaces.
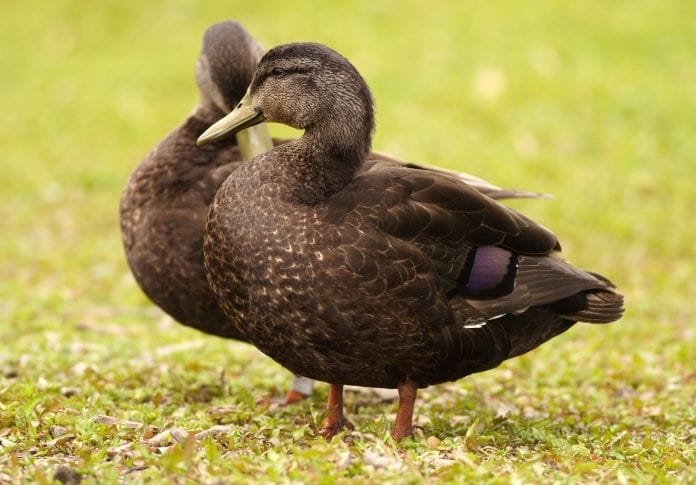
xmin=196 ymin=90 xmax=266 ymax=146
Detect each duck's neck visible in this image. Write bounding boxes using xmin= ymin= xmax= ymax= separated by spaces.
xmin=274 ymin=112 xmax=373 ymax=204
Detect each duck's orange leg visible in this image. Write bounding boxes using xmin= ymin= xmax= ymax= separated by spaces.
xmin=392 ymin=380 xmax=417 ymax=441
xmin=319 ymin=384 xmax=354 ymax=439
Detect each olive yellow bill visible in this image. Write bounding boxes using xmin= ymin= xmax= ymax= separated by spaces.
xmin=197 ymin=90 xmax=266 ymax=146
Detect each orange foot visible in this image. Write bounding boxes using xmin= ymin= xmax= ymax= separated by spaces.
xmin=319 ymin=416 xmax=354 ymax=440
xmin=283 ymin=389 xmax=307 ymax=405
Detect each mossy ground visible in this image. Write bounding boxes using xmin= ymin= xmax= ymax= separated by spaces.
xmin=1 ymin=1 xmax=694 ymax=482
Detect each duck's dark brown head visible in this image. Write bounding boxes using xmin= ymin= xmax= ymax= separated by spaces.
xmin=195 ymin=21 xmax=264 ymax=113
xmin=249 ymin=43 xmax=374 ymax=133
xmin=198 ymin=42 xmax=375 ymax=161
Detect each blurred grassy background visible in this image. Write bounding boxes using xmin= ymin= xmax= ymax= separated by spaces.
xmin=1 ymin=0 xmax=694 ymax=482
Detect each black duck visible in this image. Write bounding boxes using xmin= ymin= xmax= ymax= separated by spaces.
xmin=119 ymin=23 xmax=537 ymax=405
xmin=120 ymin=21 xmax=316 ymax=402
xmin=198 ymin=42 xmax=624 ymax=440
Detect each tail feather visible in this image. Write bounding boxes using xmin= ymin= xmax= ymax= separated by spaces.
xmin=555 ymin=290 xmax=624 ymax=324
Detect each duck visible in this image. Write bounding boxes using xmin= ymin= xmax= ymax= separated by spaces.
xmin=120 ymin=21 xmax=316 ymax=403
xmin=119 ymin=23 xmax=538 ymax=406
xmin=197 ymin=42 xmax=624 ymax=441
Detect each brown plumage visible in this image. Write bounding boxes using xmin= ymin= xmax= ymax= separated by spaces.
xmin=120 ymin=21 xmax=257 ymax=339
xmin=120 ymin=24 xmax=538 ymax=404
xmin=199 ymin=42 xmax=624 ymax=440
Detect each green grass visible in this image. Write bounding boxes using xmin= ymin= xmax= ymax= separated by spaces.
xmin=1 ymin=0 xmax=694 ymax=482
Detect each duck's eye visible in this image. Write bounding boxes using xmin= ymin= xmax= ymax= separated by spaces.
xmin=271 ymin=67 xmax=286 ymax=76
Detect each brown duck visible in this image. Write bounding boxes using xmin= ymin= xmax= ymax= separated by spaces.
xmin=120 ymin=24 xmax=539 ymax=405
xmin=198 ymin=42 xmax=624 ymax=441
xmin=120 ymin=21 xmax=316 ymax=401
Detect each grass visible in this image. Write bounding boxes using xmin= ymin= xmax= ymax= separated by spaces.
xmin=1 ymin=0 xmax=694 ymax=482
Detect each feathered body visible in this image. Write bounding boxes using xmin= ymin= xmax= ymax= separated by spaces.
xmin=121 ymin=108 xmax=244 ymax=337
xmin=120 ymin=22 xmax=262 ymax=339
xmin=205 ymin=152 xmax=619 ymax=388
xmin=199 ymin=43 xmax=623 ymax=438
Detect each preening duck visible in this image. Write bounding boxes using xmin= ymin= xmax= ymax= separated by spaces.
xmin=119 ymin=21 xmax=316 ymax=402
xmin=198 ymin=42 xmax=624 ymax=440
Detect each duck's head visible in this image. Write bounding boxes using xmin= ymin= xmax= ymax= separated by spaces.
xmin=197 ymin=42 xmax=375 ymax=155
xmin=195 ymin=21 xmax=264 ymax=114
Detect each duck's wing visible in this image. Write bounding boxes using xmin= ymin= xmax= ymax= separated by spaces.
xmin=324 ymin=165 xmax=620 ymax=325
xmin=370 ymin=164 xmax=559 ymax=256
xmin=364 ymin=156 xmax=550 ymax=201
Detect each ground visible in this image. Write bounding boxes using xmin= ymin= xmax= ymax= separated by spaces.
xmin=1 ymin=0 xmax=694 ymax=483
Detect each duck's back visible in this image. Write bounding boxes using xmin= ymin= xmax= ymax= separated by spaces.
xmin=120 ymin=108 xmax=245 ymax=338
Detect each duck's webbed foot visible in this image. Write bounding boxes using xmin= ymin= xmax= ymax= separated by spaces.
xmin=391 ymin=379 xmax=418 ymax=441
xmin=319 ymin=383 xmax=354 ymax=439
xmin=319 ymin=414 xmax=355 ymax=439
xmin=282 ymin=389 xmax=307 ymax=405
